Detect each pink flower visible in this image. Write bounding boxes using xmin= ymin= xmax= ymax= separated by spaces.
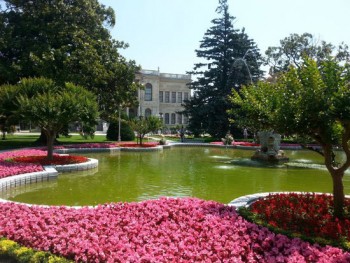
xmin=0 ymin=198 xmax=348 ymax=262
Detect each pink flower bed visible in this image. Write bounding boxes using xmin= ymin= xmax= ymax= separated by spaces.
xmin=117 ymin=142 xmax=159 ymax=148
xmin=211 ymin=141 xmax=260 ymax=147
xmin=0 ymin=149 xmax=47 ymax=178
xmin=53 ymin=143 xmax=118 ymax=149
xmin=0 ymin=198 xmax=349 ymax=262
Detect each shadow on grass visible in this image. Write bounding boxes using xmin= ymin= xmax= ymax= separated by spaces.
xmin=0 ymin=134 xmax=112 ymax=151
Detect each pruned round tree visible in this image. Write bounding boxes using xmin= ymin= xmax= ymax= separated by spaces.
xmin=229 ymin=57 xmax=350 ymax=218
xmin=15 ymin=77 xmax=99 ymax=160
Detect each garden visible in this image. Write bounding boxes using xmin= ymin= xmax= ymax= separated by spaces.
xmin=1 ymin=0 xmax=350 ymax=261
xmin=0 ymin=143 xmax=349 ymax=262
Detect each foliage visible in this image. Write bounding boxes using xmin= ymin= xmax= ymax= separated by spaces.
xmin=129 ymin=116 xmax=162 ymax=145
xmin=239 ymin=193 xmax=350 ymax=250
xmin=14 ymin=78 xmax=99 ymax=160
xmin=265 ymin=32 xmax=350 ymax=75
xmin=0 ymin=238 xmax=72 ymax=262
xmin=182 ymin=0 xmax=263 ymax=138
xmin=0 ymin=198 xmax=349 ymax=262
xmin=0 ymin=84 xmax=20 ymax=140
xmin=229 ymin=57 xmax=350 ymax=218
xmin=106 ymin=120 xmax=135 ymax=141
xmin=0 ymin=0 xmax=140 ymax=120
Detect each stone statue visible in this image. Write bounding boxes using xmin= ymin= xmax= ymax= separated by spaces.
xmin=252 ymin=131 xmax=288 ymax=163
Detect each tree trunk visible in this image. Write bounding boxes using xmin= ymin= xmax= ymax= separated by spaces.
xmin=46 ymin=131 xmax=56 ymax=161
xmin=35 ymin=130 xmax=59 ymax=145
xmin=139 ymin=134 xmax=143 ymax=145
xmin=331 ymin=171 xmax=345 ymax=219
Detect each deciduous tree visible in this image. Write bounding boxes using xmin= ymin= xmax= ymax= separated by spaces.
xmin=15 ymin=78 xmax=99 ymax=160
xmin=129 ymin=116 xmax=162 ymax=145
xmin=265 ymin=33 xmax=350 ymax=75
xmin=229 ymin=57 xmax=350 ymax=218
xmin=0 ymin=0 xmax=140 ymax=120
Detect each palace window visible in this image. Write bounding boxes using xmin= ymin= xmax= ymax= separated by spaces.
xmin=164 ymin=113 xmax=170 ymax=124
xmin=171 ymin=113 xmax=176 ymax=124
xmin=171 ymin=92 xmax=176 ymax=103
xmin=159 ymin=91 xmax=163 ymax=103
xmin=145 ymin=83 xmax=152 ymax=101
xmin=165 ymin=91 xmax=170 ymax=103
xmin=184 ymin=92 xmax=189 ymax=101
xmin=177 ymin=113 xmax=182 ymax=124
xmin=145 ymin=108 xmax=152 ymax=117
xmin=177 ymin=92 xmax=182 ymax=103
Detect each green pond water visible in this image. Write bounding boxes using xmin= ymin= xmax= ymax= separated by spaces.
xmin=4 ymin=147 xmax=350 ymax=206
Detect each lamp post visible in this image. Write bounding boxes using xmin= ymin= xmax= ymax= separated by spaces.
xmin=118 ymin=104 xmax=121 ymax=142
xmin=159 ymin=112 xmax=163 ymax=134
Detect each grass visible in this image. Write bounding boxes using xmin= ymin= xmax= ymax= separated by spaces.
xmin=0 ymin=133 xmax=111 ymax=151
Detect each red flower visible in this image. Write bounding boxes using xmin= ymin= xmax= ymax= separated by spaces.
xmin=249 ymin=193 xmax=350 ymax=242
xmin=11 ymin=155 xmax=88 ymax=165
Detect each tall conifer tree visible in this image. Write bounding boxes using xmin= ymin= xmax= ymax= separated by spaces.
xmin=183 ymin=0 xmax=263 ymax=138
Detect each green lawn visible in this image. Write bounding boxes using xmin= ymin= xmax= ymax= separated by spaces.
xmin=0 ymin=133 xmax=111 ymax=151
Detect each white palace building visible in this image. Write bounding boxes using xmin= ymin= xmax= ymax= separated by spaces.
xmin=97 ymin=69 xmax=191 ymax=133
xmin=133 ymin=69 xmax=191 ymax=131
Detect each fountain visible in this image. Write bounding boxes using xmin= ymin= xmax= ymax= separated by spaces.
xmin=251 ymin=131 xmax=289 ymax=163
xmin=232 ymin=51 xmax=289 ymax=163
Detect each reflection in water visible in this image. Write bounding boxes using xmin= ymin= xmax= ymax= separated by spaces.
xmin=5 ymin=148 xmax=348 ymax=206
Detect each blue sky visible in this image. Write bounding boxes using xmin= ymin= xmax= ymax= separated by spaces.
xmin=100 ymin=0 xmax=350 ymax=75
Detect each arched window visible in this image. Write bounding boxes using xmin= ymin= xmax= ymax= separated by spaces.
xmin=145 ymin=83 xmax=152 ymax=101
xmin=145 ymin=108 xmax=152 ymax=118
xmin=164 ymin=113 xmax=170 ymax=124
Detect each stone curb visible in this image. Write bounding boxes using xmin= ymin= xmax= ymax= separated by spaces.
xmin=45 ymin=158 xmax=98 ymax=172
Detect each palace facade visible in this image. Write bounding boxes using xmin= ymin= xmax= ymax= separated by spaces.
xmin=133 ymin=69 xmax=191 ymax=131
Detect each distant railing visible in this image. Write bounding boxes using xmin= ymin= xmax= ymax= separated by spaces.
xmin=140 ymin=70 xmax=160 ymax=76
xmin=160 ymin=73 xmax=191 ymax=80
xmin=139 ymin=70 xmax=191 ymax=80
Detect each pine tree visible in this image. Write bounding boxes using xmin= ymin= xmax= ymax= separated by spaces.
xmin=183 ymin=0 xmax=263 ymax=138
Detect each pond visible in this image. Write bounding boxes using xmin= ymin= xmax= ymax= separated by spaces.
xmin=3 ymin=147 xmax=350 ymax=206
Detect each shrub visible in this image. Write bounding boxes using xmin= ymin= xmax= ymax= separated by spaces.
xmin=106 ymin=121 xmax=135 ymax=141
xmin=0 ymin=238 xmax=71 ymax=262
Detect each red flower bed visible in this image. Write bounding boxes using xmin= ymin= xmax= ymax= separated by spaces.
xmin=249 ymin=193 xmax=350 ymax=245
xmin=11 ymin=155 xmax=88 ymax=166
xmin=117 ymin=142 xmax=159 ymax=148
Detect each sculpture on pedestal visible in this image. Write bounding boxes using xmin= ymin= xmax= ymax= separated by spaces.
xmin=251 ymin=131 xmax=289 ymax=163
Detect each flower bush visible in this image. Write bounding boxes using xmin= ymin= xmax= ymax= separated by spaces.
xmin=0 ymin=149 xmax=47 ymax=178
xmin=11 ymin=155 xmax=88 ymax=166
xmin=0 ymin=198 xmax=349 ymax=262
xmin=117 ymin=142 xmax=159 ymax=148
xmin=210 ymin=141 xmax=260 ymax=147
xmin=242 ymin=193 xmax=350 ymax=249
xmin=52 ymin=143 xmax=118 ymax=149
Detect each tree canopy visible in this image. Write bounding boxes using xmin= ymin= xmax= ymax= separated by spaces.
xmin=229 ymin=57 xmax=350 ymax=218
xmin=129 ymin=116 xmax=162 ymax=145
xmin=14 ymin=77 xmax=99 ymax=159
xmin=182 ymin=0 xmax=263 ymax=138
xmin=265 ymin=33 xmax=350 ymax=75
xmin=0 ymin=0 xmax=140 ymax=120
